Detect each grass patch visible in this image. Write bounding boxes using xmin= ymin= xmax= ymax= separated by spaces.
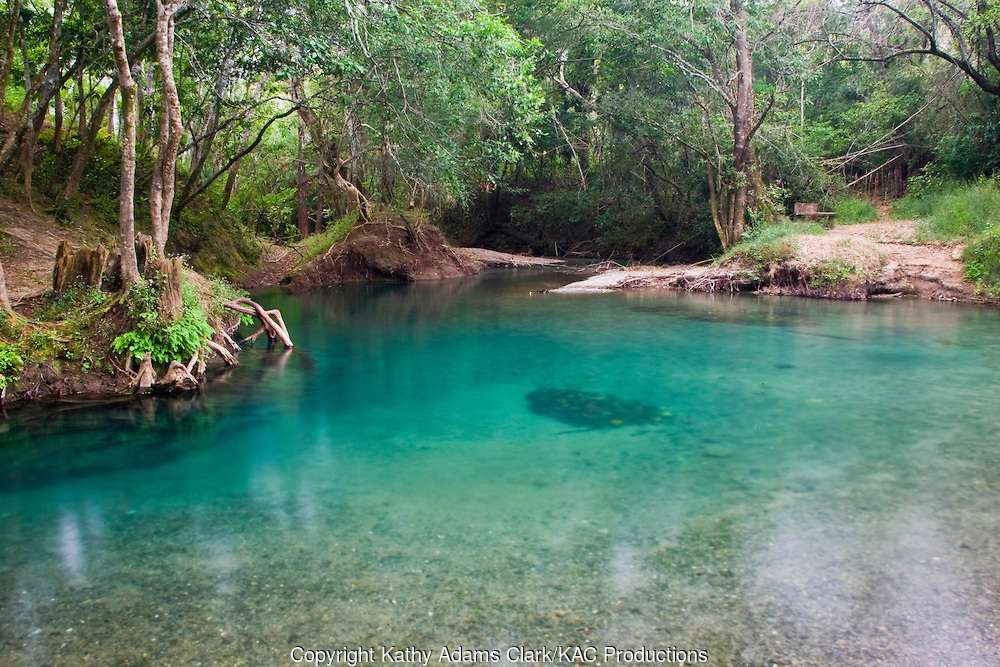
xmin=35 ymin=284 xmax=109 ymax=322
xmin=894 ymin=178 xmax=1000 ymax=241
xmin=962 ymin=226 xmax=1000 ymax=298
xmin=809 ymin=258 xmax=861 ymax=288
xmin=720 ymin=221 xmax=826 ymax=273
xmin=292 ymin=211 xmax=360 ymax=269
xmin=833 ymin=196 xmax=878 ymax=224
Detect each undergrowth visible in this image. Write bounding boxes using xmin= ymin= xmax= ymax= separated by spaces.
xmin=720 ymin=221 xmax=826 ymax=274
xmin=833 ymin=196 xmax=878 ymax=224
xmin=894 ymin=176 xmax=1000 ymax=241
xmin=293 ymin=210 xmax=360 ymax=268
xmin=962 ymin=227 xmax=1000 ymax=298
xmin=112 ymin=279 xmax=224 ymax=366
xmin=892 ymin=174 xmax=1000 ymax=295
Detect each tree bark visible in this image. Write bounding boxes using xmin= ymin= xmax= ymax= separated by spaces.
xmin=19 ymin=0 xmax=64 ymax=209
xmin=149 ymin=0 xmax=184 ymax=258
xmin=314 ymin=192 xmax=325 ymax=234
xmin=62 ymin=81 xmax=117 ymax=200
xmin=0 ymin=258 xmax=12 ymax=315
xmin=0 ymin=0 xmax=22 ymax=125
xmin=103 ymin=0 xmax=141 ymax=283
xmin=18 ymin=11 xmax=27 ymax=89
xmin=729 ymin=0 xmax=753 ymax=247
xmin=297 ymin=120 xmax=309 ymax=238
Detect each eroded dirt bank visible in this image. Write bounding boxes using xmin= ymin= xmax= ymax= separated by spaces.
xmin=553 ymin=220 xmax=993 ymax=305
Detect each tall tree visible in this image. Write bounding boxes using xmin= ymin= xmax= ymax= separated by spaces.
xmin=103 ymin=0 xmax=141 ymax=283
xmin=149 ymin=0 xmax=185 ymax=257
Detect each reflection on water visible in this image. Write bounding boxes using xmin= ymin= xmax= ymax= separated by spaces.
xmin=2 ymin=270 xmax=1000 ymax=666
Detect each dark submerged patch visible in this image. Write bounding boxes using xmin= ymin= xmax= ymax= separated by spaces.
xmin=526 ymin=387 xmax=668 ymax=429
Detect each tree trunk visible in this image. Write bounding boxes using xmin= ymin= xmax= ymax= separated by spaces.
xmin=75 ymin=67 xmax=86 ymax=136
xmin=18 ymin=12 xmax=27 ymax=89
xmin=729 ymin=0 xmax=753 ymax=247
xmin=0 ymin=0 xmax=21 ymax=125
xmin=150 ymin=0 xmax=184 ymax=258
xmin=314 ymin=193 xmax=325 ymax=234
xmin=0 ymin=258 xmax=12 ymax=315
xmin=0 ymin=76 xmax=39 ymax=168
xmin=297 ymin=121 xmax=309 ymax=238
xmin=62 ymin=81 xmax=116 ymax=200
xmin=103 ymin=0 xmax=141 ymax=283
xmin=52 ymin=87 xmax=62 ymax=151
xmin=19 ymin=0 xmax=65 ymax=209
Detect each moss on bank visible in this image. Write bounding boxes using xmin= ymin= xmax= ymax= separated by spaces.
xmin=0 ymin=268 xmax=248 ymax=404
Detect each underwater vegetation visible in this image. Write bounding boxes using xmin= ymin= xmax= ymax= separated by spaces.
xmin=526 ymin=387 xmax=669 ymax=429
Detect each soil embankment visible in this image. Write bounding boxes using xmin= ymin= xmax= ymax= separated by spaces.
xmin=553 ymin=220 xmax=989 ymax=304
xmin=280 ymin=218 xmax=561 ymax=290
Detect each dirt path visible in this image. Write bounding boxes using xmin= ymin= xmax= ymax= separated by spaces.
xmin=0 ymin=199 xmax=97 ymax=304
xmin=821 ymin=219 xmax=970 ymax=301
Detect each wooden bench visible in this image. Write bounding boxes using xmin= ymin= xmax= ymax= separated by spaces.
xmin=793 ymin=202 xmax=835 ymax=219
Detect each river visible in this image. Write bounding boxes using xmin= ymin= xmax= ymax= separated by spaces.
xmin=2 ymin=267 xmax=1000 ymax=665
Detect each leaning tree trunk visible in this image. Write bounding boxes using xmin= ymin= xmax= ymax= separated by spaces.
xmin=175 ymin=46 xmax=234 ymax=213
xmin=296 ymin=121 xmax=310 ymax=238
xmin=61 ymin=81 xmax=116 ymax=200
xmin=20 ymin=0 xmax=65 ymax=209
xmin=103 ymin=0 xmax=141 ymax=283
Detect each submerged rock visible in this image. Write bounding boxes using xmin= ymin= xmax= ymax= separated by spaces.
xmin=526 ymin=387 xmax=669 ymax=429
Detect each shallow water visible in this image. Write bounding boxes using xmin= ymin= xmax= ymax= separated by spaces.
xmin=2 ymin=269 xmax=1000 ymax=666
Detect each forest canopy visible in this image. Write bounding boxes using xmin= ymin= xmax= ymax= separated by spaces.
xmin=3 ymin=0 xmax=1000 ymax=266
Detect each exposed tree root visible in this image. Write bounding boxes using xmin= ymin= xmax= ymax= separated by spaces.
xmin=128 ymin=297 xmax=292 ymax=394
xmin=224 ymin=297 xmax=293 ymax=348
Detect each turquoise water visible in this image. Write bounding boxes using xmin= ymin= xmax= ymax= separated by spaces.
xmin=3 ymin=268 xmax=1000 ymax=666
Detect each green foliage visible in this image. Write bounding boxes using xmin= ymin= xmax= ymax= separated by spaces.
xmin=35 ymin=284 xmax=109 ymax=322
xmin=962 ymin=226 xmax=1000 ymax=298
xmin=112 ymin=282 xmax=214 ymax=365
xmin=721 ymin=221 xmax=826 ymax=272
xmin=204 ymin=278 xmax=254 ymax=327
xmin=294 ymin=211 xmax=360 ymax=267
xmin=833 ymin=196 xmax=878 ymax=224
xmin=896 ymin=178 xmax=1000 ymax=241
xmin=809 ymin=258 xmax=858 ymax=288
xmin=0 ymin=343 xmax=24 ymax=389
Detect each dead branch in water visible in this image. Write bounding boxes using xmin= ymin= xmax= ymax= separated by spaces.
xmin=224 ymin=297 xmax=294 ymax=348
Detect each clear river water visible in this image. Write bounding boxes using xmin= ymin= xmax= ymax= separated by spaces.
xmin=2 ymin=267 xmax=1000 ymax=666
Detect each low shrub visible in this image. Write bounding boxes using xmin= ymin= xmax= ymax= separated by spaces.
xmin=112 ymin=281 xmax=214 ymax=365
xmin=0 ymin=343 xmax=24 ymax=389
xmin=833 ymin=196 xmax=878 ymax=224
xmin=962 ymin=226 xmax=1000 ymax=298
